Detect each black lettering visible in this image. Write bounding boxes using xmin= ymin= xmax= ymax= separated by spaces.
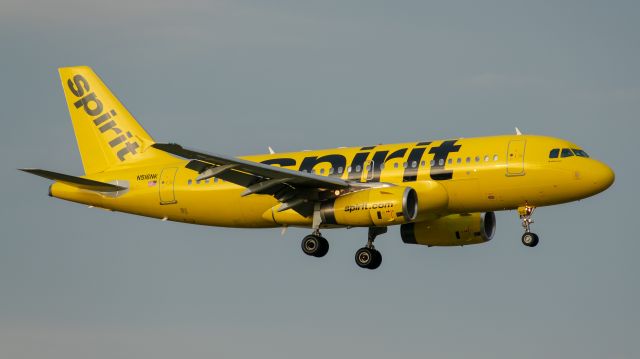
xmin=73 ymin=92 xmax=103 ymax=116
xmin=98 ymin=120 xmax=122 ymax=135
xmin=93 ymin=110 xmax=117 ymax=126
xmin=370 ymin=148 xmax=407 ymax=182
xmin=261 ymin=158 xmax=296 ymax=167
xmin=109 ymin=134 xmax=127 ymax=148
xmin=403 ymin=146 xmax=428 ymax=182
xmin=429 ymin=140 xmax=461 ymax=180
xmin=68 ymin=75 xmax=89 ymax=97
xmin=116 ymin=141 xmax=139 ymax=161
xmin=348 ymin=152 xmax=370 ymax=181
xmin=299 ymin=154 xmax=346 ymax=177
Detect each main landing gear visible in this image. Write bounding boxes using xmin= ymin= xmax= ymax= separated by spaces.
xmin=519 ymin=205 xmax=539 ymax=247
xmin=300 ymin=227 xmax=387 ymax=270
xmin=301 ymin=205 xmax=330 ymax=258
xmin=301 ymin=230 xmax=329 ymax=258
xmin=355 ymin=227 xmax=386 ymax=270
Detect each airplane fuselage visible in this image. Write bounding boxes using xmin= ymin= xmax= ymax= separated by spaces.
xmin=50 ymin=134 xmax=614 ymax=228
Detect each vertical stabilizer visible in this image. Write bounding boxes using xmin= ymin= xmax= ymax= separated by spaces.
xmin=59 ymin=66 xmax=168 ymax=174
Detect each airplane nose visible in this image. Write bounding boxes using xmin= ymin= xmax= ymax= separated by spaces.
xmin=588 ymin=160 xmax=615 ymax=194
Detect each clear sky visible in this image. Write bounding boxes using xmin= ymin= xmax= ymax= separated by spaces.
xmin=1 ymin=1 xmax=638 ymax=358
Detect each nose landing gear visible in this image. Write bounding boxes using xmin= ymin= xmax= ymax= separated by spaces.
xmin=519 ymin=205 xmax=539 ymax=247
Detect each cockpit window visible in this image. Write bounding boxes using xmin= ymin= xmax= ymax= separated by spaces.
xmin=572 ymin=149 xmax=589 ymax=158
xmin=561 ymin=148 xmax=574 ymax=158
xmin=549 ymin=148 xmax=560 ymax=159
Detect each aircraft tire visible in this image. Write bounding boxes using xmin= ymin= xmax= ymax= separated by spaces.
xmin=355 ymin=247 xmax=381 ymax=269
xmin=315 ymin=236 xmax=329 ymax=257
xmin=521 ymin=232 xmax=539 ymax=247
xmin=302 ymin=235 xmax=329 ymax=257
xmin=369 ymin=249 xmax=382 ymax=270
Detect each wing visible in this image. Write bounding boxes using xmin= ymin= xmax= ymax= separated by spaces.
xmin=152 ymin=143 xmax=355 ymax=216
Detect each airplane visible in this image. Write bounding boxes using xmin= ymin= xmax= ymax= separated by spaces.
xmin=20 ymin=66 xmax=615 ymax=270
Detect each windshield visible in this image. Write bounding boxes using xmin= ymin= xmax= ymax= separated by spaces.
xmin=572 ymin=149 xmax=589 ymax=158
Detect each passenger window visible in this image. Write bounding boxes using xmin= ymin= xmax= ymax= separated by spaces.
xmin=205 ymin=179 xmax=210 ymax=184
xmin=355 ymin=165 xmax=361 ymax=172
xmin=338 ymin=166 xmax=344 ymax=174
xmin=347 ymin=166 xmax=352 ymax=173
xmin=320 ymin=168 xmax=325 ymax=174
xmin=430 ymin=160 xmax=435 ymax=166
xmin=484 ymin=155 xmax=489 ymax=162
xmin=466 ymin=157 xmax=471 ymax=163
xmin=394 ymin=163 xmax=399 ymax=169
xmin=420 ymin=160 xmax=426 ymax=167
xmin=448 ymin=158 xmax=452 ymax=165
xmin=329 ymin=168 xmax=334 ymax=175
xmin=475 ymin=156 xmax=480 ymax=162
xmin=214 ymin=178 xmax=218 ymax=183
xmin=457 ymin=158 xmax=462 ymax=164
xmin=493 ymin=154 xmax=498 ymax=161
xmin=188 ymin=179 xmax=192 ymax=185
xmin=438 ymin=158 xmax=444 ymax=166
xmin=549 ymin=148 xmax=560 ymax=159
xmin=561 ymin=148 xmax=574 ymax=158
xmin=380 ymin=164 xmax=385 ymax=170
xmin=196 ymin=180 xmax=201 ymax=184
xmin=411 ymin=161 xmax=417 ymax=168
xmin=402 ymin=162 xmax=408 ymax=169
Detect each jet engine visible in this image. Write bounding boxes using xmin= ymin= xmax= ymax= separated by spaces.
xmin=320 ymin=186 xmax=417 ymax=227
xmin=400 ymin=212 xmax=496 ymax=246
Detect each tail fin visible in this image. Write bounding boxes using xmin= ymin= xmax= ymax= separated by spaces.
xmin=59 ymin=66 xmax=168 ymax=174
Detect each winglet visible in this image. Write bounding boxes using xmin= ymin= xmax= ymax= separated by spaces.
xmin=268 ymin=146 xmax=275 ymax=154
xmin=515 ymin=127 xmax=522 ymax=135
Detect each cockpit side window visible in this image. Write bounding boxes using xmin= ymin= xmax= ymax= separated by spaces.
xmin=572 ymin=149 xmax=589 ymax=158
xmin=549 ymin=148 xmax=560 ymax=159
xmin=561 ymin=148 xmax=574 ymax=158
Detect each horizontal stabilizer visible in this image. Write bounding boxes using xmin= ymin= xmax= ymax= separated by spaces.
xmin=19 ymin=168 xmax=126 ymax=192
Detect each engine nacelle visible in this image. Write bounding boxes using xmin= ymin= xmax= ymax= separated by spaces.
xmin=320 ymin=186 xmax=418 ymax=227
xmin=400 ymin=212 xmax=496 ymax=246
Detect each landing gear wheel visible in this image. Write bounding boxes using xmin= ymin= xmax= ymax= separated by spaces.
xmin=521 ymin=232 xmax=539 ymax=247
xmin=370 ymin=249 xmax=382 ymax=270
xmin=301 ymin=235 xmax=329 ymax=257
xmin=355 ymin=247 xmax=382 ymax=269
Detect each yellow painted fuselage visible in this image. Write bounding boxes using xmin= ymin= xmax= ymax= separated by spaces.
xmin=51 ymin=134 xmax=614 ymax=228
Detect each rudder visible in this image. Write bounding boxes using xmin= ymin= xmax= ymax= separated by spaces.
xmin=59 ymin=66 xmax=168 ymax=174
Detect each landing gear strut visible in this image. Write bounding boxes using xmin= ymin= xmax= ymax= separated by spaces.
xmin=519 ymin=205 xmax=539 ymax=247
xmin=301 ymin=229 xmax=329 ymax=257
xmin=355 ymin=227 xmax=386 ymax=270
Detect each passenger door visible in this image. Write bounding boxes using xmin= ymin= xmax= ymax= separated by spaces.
xmin=506 ymin=140 xmax=526 ymax=176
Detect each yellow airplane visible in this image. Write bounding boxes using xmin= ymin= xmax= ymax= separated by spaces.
xmin=21 ymin=66 xmax=615 ymax=270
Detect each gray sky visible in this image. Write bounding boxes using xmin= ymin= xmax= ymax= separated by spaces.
xmin=1 ymin=1 xmax=638 ymax=358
